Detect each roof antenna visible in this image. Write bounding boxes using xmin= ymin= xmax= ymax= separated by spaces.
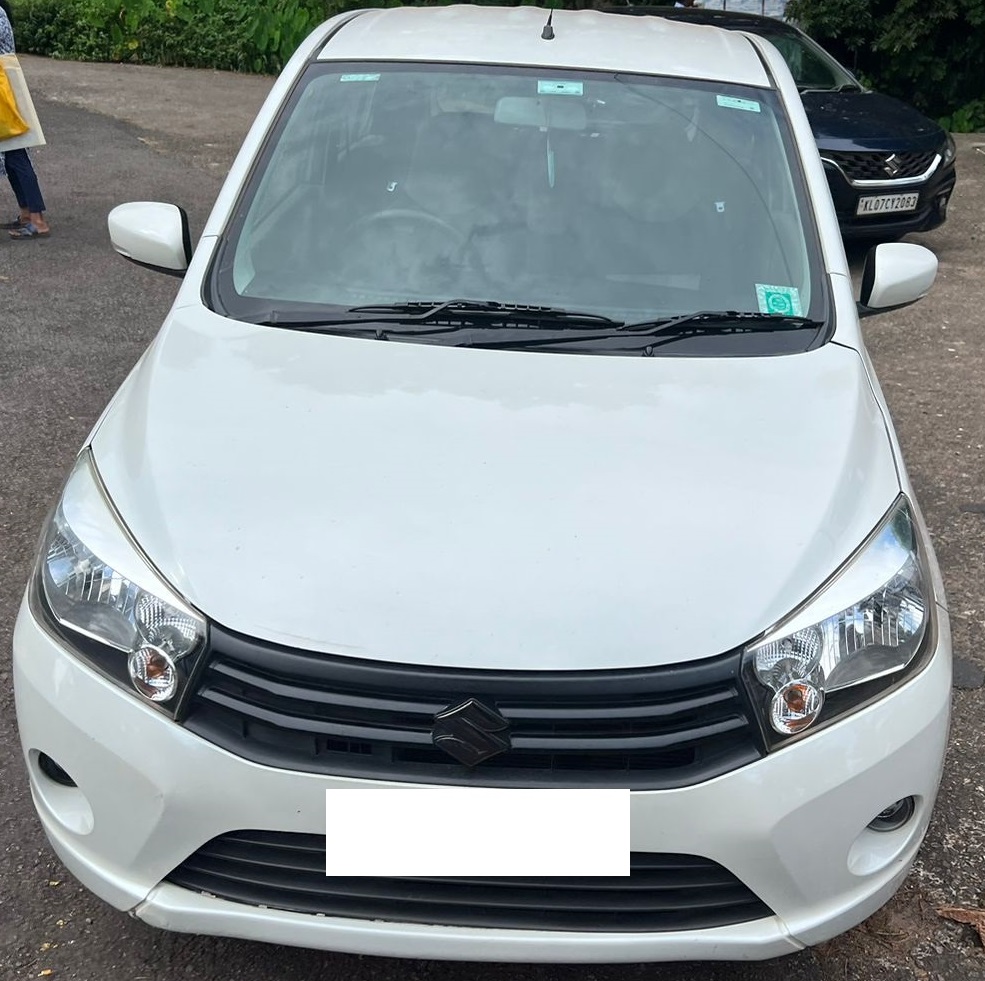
xmin=541 ymin=9 xmax=555 ymax=41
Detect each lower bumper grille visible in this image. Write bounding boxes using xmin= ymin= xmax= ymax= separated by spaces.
xmin=165 ymin=830 xmax=773 ymax=932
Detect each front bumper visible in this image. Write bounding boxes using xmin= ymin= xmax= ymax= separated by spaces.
xmin=13 ymin=591 xmax=952 ymax=962
xmin=823 ymin=160 xmax=957 ymax=239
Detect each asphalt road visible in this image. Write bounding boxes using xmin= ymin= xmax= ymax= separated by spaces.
xmin=1 ymin=59 xmax=985 ymax=981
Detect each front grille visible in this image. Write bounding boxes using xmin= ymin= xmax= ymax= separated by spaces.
xmin=182 ymin=626 xmax=764 ymax=789
xmin=165 ymin=830 xmax=774 ymax=932
xmin=823 ymin=149 xmax=938 ymax=182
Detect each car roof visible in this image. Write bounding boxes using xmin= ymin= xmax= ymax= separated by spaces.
xmin=317 ymin=5 xmax=772 ymax=88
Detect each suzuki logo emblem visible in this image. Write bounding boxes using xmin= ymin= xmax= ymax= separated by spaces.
xmin=883 ymin=154 xmax=903 ymax=177
xmin=432 ymin=698 xmax=512 ymax=766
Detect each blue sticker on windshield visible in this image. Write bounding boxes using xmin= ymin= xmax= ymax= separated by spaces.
xmin=756 ymin=284 xmax=803 ymax=316
xmin=340 ymin=73 xmax=381 ymax=82
xmin=717 ymin=95 xmax=761 ymax=113
xmin=538 ymin=80 xmax=584 ymax=96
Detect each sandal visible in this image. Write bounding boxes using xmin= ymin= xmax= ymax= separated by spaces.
xmin=2 ymin=216 xmax=26 ymax=230
xmin=9 ymin=221 xmax=49 ymax=239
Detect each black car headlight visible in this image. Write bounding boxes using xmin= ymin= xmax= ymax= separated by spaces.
xmin=742 ymin=496 xmax=935 ymax=745
xmin=943 ymin=133 xmax=956 ymax=166
xmin=34 ymin=449 xmax=207 ymax=713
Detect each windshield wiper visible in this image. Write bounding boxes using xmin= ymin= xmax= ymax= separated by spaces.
xmin=253 ymin=304 xmax=822 ymax=351
xmin=467 ymin=311 xmax=824 ymax=352
xmin=618 ymin=310 xmax=824 ymax=335
xmin=348 ymin=298 xmax=620 ymax=324
xmin=260 ymin=299 xmax=623 ymax=332
xmin=797 ymin=82 xmax=863 ymax=94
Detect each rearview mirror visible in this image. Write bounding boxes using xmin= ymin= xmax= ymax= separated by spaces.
xmin=494 ymin=96 xmax=587 ymax=131
xmin=858 ymin=242 xmax=938 ymax=317
xmin=107 ymin=202 xmax=192 ymax=277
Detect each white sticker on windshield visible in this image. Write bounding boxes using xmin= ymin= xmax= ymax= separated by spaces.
xmin=340 ymin=73 xmax=381 ymax=82
xmin=756 ymin=284 xmax=804 ymax=316
xmin=538 ymin=80 xmax=584 ymax=96
xmin=717 ymin=95 xmax=761 ymax=113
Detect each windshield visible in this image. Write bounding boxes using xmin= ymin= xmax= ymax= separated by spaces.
xmin=761 ymin=31 xmax=859 ymax=91
xmin=212 ymin=63 xmax=824 ymax=352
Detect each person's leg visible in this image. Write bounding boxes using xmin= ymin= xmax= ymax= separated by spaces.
xmin=5 ymin=149 xmax=48 ymax=235
xmin=5 ymin=155 xmax=30 ymax=223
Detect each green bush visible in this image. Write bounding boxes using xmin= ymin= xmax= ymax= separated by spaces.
xmin=7 ymin=0 xmax=526 ymax=72
xmin=9 ymin=0 xmax=332 ymax=73
xmin=939 ymin=98 xmax=985 ymax=133
xmin=10 ymin=0 xmax=115 ymax=61
xmin=786 ymin=0 xmax=985 ymax=131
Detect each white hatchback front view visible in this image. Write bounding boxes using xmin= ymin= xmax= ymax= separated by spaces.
xmin=14 ymin=4 xmax=950 ymax=963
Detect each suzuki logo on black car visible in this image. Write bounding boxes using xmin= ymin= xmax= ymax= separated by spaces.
xmin=432 ymin=699 xmax=512 ymax=766
xmin=883 ymin=154 xmax=903 ymax=177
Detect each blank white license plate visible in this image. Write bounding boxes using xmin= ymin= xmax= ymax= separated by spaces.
xmin=856 ymin=193 xmax=919 ymax=216
xmin=325 ymin=788 xmax=630 ymax=876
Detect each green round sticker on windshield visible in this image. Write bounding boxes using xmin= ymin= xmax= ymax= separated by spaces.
xmin=755 ymin=284 xmax=803 ymax=317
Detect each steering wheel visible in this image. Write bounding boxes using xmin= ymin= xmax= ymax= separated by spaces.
xmin=339 ymin=209 xmax=492 ymax=293
xmin=345 ymin=208 xmax=467 ymax=245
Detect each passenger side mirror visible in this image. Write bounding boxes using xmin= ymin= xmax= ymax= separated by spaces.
xmin=107 ymin=202 xmax=192 ymax=277
xmin=858 ymin=242 xmax=938 ymax=317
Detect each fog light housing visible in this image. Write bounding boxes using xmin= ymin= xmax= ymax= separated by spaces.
xmin=38 ymin=752 xmax=77 ymax=788
xmin=867 ymin=796 xmax=915 ymax=833
xmin=128 ymin=645 xmax=178 ymax=702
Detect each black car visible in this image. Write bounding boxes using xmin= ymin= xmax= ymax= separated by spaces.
xmin=609 ymin=6 xmax=957 ymax=239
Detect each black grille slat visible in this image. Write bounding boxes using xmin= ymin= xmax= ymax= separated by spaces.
xmin=201 ymin=628 xmax=736 ymax=697
xmin=210 ymin=660 xmax=442 ymax=716
xmin=165 ymin=831 xmax=773 ymax=931
xmin=198 ymin=689 xmax=437 ymax=743
xmin=511 ymin=716 xmax=749 ymax=751
xmin=183 ymin=625 xmax=764 ymax=788
xmin=182 ymin=862 xmax=750 ymax=913
xmin=824 ymin=149 xmax=937 ymax=181
xmin=503 ymin=687 xmax=736 ymax=721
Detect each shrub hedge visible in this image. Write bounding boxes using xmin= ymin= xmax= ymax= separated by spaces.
xmin=8 ymin=0 xmax=339 ymax=73
xmin=6 ymin=0 xmax=500 ymax=73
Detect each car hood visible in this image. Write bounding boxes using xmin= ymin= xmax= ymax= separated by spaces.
xmin=91 ymin=307 xmax=900 ymax=671
xmin=802 ymin=90 xmax=943 ymax=150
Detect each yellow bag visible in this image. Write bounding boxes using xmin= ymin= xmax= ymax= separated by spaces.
xmin=0 ymin=64 xmax=28 ymax=141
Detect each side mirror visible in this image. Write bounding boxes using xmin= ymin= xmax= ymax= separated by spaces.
xmin=107 ymin=202 xmax=192 ymax=277
xmin=858 ymin=242 xmax=938 ymax=317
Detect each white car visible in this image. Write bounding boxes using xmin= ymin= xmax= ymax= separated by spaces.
xmin=14 ymin=4 xmax=950 ymax=963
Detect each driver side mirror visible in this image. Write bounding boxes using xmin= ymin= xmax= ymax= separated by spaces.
xmin=858 ymin=242 xmax=938 ymax=317
xmin=107 ymin=202 xmax=192 ymax=277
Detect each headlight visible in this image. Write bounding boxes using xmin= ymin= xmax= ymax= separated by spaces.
xmin=35 ymin=449 xmax=206 ymax=712
xmin=743 ymin=496 xmax=934 ymax=743
xmin=943 ymin=133 xmax=956 ymax=166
